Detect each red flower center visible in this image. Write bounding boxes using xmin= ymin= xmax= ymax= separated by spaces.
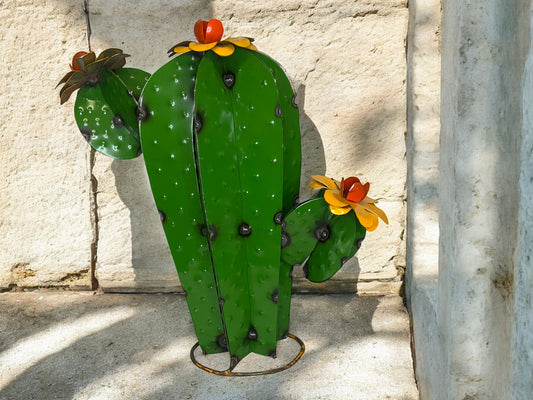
xmin=341 ymin=177 xmax=370 ymax=203
xmin=70 ymin=51 xmax=90 ymax=71
xmin=194 ymin=19 xmax=224 ymax=44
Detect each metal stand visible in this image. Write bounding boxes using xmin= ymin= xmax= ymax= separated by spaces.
xmin=190 ymin=333 xmax=305 ymax=376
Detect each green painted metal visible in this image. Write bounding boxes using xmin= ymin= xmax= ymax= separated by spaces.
xmin=305 ymin=212 xmax=366 ymax=282
xmin=194 ymin=48 xmax=284 ymax=361
xmin=99 ymin=68 xmax=149 ymax=141
xmin=73 ymin=67 xmax=149 ymax=159
xmin=276 ymin=259 xmax=293 ymax=340
xmin=343 ymin=218 xmax=367 ymax=261
xmin=281 ymin=198 xmax=332 ymax=265
xmin=252 ymin=52 xmax=301 ymax=215
xmin=193 ymin=51 xmax=252 ymax=362
xmin=139 ymin=52 xmax=225 ymax=354
xmin=222 ymin=49 xmax=284 ymax=358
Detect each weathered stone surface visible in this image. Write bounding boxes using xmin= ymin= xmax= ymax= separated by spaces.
xmin=409 ymin=1 xmax=533 ymax=399
xmin=93 ymin=155 xmax=179 ymax=292
xmin=404 ymin=2 xmax=441 ymax=398
xmin=89 ymin=0 xmax=407 ymax=292
xmin=0 ymin=0 xmax=94 ymax=290
xmin=513 ymin=22 xmax=533 ymax=398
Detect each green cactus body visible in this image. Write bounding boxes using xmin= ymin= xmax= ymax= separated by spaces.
xmin=74 ymin=68 xmax=149 ymax=159
xmin=276 ymin=259 xmax=293 ymax=340
xmin=252 ymin=52 xmax=301 ymax=215
xmin=140 ymin=46 xmax=299 ymax=364
xmin=137 ymin=52 xmax=225 ymax=355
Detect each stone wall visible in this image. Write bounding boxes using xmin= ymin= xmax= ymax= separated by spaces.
xmin=404 ymin=0 xmax=441 ymax=398
xmin=1 ymin=0 xmax=408 ymax=293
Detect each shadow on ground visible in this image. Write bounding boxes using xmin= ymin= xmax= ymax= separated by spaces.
xmin=0 ymin=293 xmax=416 ymax=400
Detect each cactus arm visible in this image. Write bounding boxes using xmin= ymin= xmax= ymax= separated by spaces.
xmin=74 ymin=84 xmax=141 ymax=159
xmin=139 ymin=52 xmax=225 ymax=354
xmin=342 ymin=218 xmax=367 ymax=261
xmin=252 ymin=52 xmax=301 ymax=215
xmin=113 ymin=67 xmax=150 ymax=98
xmin=282 ymin=197 xmax=366 ymax=283
xmin=281 ymin=198 xmax=332 ymax=265
xmin=99 ymin=68 xmax=148 ymax=142
xmin=304 ymin=212 xmax=364 ymax=283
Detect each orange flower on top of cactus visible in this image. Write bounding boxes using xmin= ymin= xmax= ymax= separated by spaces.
xmin=308 ymin=175 xmax=389 ymax=232
xmin=168 ymin=19 xmax=257 ymax=57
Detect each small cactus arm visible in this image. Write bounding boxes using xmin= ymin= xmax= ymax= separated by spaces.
xmin=58 ymin=49 xmax=150 ymax=159
xmin=283 ymin=174 xmax=388 ymax=283
xmin=281 ymin=197 xmax=366 ymax=283
xmin=139 ymin=21 xmax=301 ymax=366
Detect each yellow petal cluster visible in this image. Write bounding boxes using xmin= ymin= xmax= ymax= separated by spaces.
xmin=172 ymin=37 xmax=257 ymax=57
xmin=308 ymin=175 xmax=388 ymax=232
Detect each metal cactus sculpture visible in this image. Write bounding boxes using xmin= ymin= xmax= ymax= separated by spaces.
xmin=58 ymin=20 xmax=388 ymax=375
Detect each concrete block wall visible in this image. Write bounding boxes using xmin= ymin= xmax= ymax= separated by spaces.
xmin=1 ymin=0 xmax=408 ymax=293
xmin=407 ymin=0 xmax=533 ymax=398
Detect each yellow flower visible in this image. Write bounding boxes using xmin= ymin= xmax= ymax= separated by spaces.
xmin=168 ymin=19 xmax=257 ymax=57
xmin=308 ymin=175 xmax=389 ymax=232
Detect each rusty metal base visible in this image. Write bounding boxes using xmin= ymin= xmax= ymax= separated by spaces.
xmin=190 ymin=333 xmax=305 ymax=376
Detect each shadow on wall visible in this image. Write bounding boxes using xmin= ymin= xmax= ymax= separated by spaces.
xmin=296 ymin=84 xmax=327 ymax=201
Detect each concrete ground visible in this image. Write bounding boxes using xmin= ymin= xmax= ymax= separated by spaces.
xmin=0 ymin=292 xmax=418 ymax=400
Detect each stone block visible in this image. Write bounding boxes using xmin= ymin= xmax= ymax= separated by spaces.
xmin=0 ymin=0 xmax=94 ymax=290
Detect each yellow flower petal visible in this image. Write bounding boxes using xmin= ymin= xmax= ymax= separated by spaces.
xmin=365 ymin=202 xmax=389 ymax=224
xmin=247 ymin=44 xmax=258 ymax=51
xmin=364 ymin=195 xmax=378 ymax=204
xmin=173 ymin=46 xmax=192 ymax=54
xmin=212 ymin=42 xmax=235 ymax=56
xmin=308 ymin=181 xmax=326 ymax=189
xmin=324 ymin=190 xmax=349 ymax=208
xmin=225 ymin=37 xmax=252 ymax=47
xmin=329 ymin=205 xmax=352 ymax=215
xmin=310 ymin=175 xmax=339 ymax=191
xmin=189 ymin=42 xmax=217 ymax=52
xmin=351 ymin=204 xmax=379 ymax=231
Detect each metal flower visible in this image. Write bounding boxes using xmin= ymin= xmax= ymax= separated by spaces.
xmin=168 ymin=19 xmax=257 ymax=58
xmin=308 ymin=175 xmax=389 ymax=232
xmin=57 ymin=48 xmax=129 ymax=104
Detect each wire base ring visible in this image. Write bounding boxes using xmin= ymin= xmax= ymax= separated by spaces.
xmin=190 ymin=333 xmax=305 ymax=376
